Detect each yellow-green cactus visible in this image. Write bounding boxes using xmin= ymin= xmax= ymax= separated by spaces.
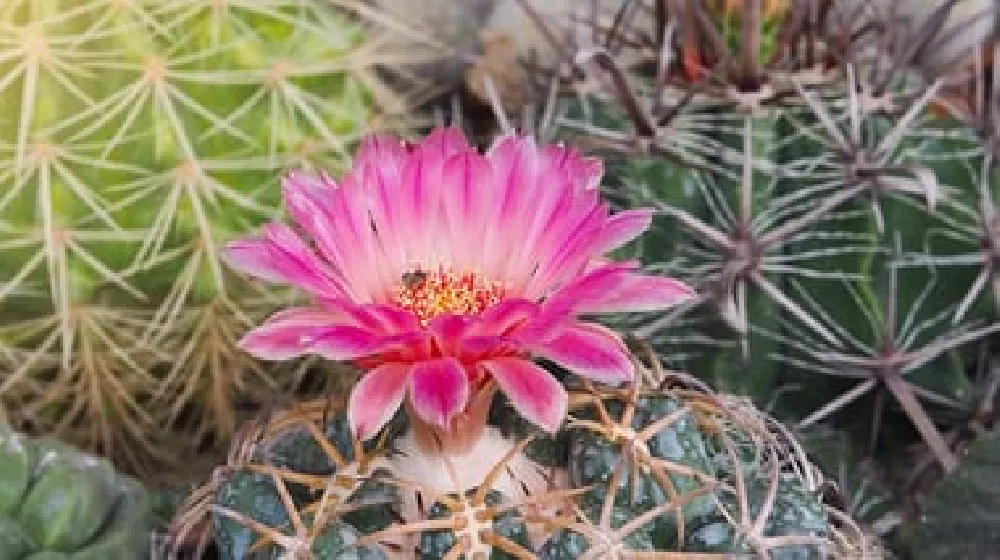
xmin=0 ymin=0 xmax=386 ymax=475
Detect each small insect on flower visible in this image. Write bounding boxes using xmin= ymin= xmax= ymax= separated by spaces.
xmin=400 ymin=270 xmax=428 ymax=290
xmin=222 ymin=127 xmax=696 ymax=450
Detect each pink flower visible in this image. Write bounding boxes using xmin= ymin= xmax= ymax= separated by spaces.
xmin=223 ymin=128 xmax=694 ymax=442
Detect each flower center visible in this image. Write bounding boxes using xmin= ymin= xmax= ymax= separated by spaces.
xmin=392 ymin=265 xmax=505 ymax=325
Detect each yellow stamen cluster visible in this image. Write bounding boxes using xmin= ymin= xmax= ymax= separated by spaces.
xmin=392 ymin=266 xmax=506 ymax=325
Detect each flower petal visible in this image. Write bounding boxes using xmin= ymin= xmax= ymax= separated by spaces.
xmin=408 ymin=358 xmax=470 ymax=428
xmin=540 ymin=143 xmax=603 ymax=191
xmin=481 ymin=358 xmax=567 ymax=433
xmin=546 ymin=263 xmax=696 ymax=314
xmin=419 ymin=126 xmax=471 ymax=160
xmin=338 ymin=302 xmax=421 ymax=334
xmin=574 ymin=274 xmax=697 ymax=314
xmin=222 ymin=223 xmax=346 ymax=298
xmin=281 ymin=173 xmax=373 ymax=297
xmin=354 ymin=332 xmax=433 ymax=369
xmin=354 ymin=134 xmax=410 ymax=176
xmin=239 ymin=307 xmax=343 ymax=360
xmin=528 ymin=323 xmax=634 ymax=385
xmin=469 ymin=300 xmax=539 ymax=337
xmin=349 ymin=363 xmax=410 ymax=440
xmin=593 ymin=209 xmax=654 ymax=254
xmin=311 ymin=327 xmax=384 ymax=361
xmin=461 ymin=336 xmax=511 ymax=359
xmin=546 ymin=262 xmax=638 ymax=304
xmin=428 ymin=314 xmax=470 ymax=356
xmin=441 ymin=150 xmax=492 ymax=266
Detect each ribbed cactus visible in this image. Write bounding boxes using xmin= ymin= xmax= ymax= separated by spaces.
xmin=165 ymin=371 xmax=868 ymax=559
xmin=0 ymin=0 xmax=398 ymax=474
xmin=0 ymin=424 xmax=155 ymax=559
xmin=493 ymin=0 xmax=999 ymax=550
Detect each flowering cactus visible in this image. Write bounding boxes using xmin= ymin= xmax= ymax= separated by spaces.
xmin=222 ymin=127 xmax=694 ymax=452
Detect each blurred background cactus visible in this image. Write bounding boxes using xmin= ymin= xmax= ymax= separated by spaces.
xmin=0 ymin=0 xmax=416 ymax=477
xmin=385 ymin=0 xmax=1000 ymax=556
xmin=0 ymin=424 xmax=155 ymax=558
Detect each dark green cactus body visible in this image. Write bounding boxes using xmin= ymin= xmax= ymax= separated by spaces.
xmin=537 ymin=529 xmax=591 ymax=559
xmin=490 ymin=392 xmax=571 ymax=468
xmin=418 ymin=490 xmax=530 ymax=560
xmin=213 ymin=469 xmax=390 ymax=560
xmin=568 ymin=394 xmax=715 ymax=549
xmin=213 ymin=470 xmax=290 ymax=560
xmin=309 ymin=522 xmax=387 ymax=559
xmin=212 ymin=411 xmax=396 ymax=559
xmin=202 ymin=391 xmax=845 ymax=558
xmin=556 ymin=34 xmax=1000 ymax=525
xmin=255 ymin=415 xmax=357 ymax=476
xmin=686 ymin=475 xmax=828 ymax=559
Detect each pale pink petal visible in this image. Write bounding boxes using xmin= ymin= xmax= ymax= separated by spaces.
xmin=238 ymin=307 xmax=344 ymax=360
xmin=481 ymin=358 xmax=567 ymax=433
xmin=399 ymin=150 xmax=443 ymax=262
xmin=593 ymin=209 xmax=654 ymax=254
xmin=222 ymin=223 xmax=346 ymax=298
xmin=503 ymin=169 xmax=574 ymax=289
xmin=364 ymin=305 xmax=423 ymax=333
xmin=354 ymin=134 xmax=410 ymax=178
xmin=396 ymin=128 xmax=475 ymax=264
xmin=408 ymin=358 xmax=470 ymax=428
xmin=419 ymin=126 xmax=471 ymax=159
xmin=527 ymin=323 xmax=634 ymax=385
xmin=310 ymin=326 xmax=385 ymax=361
xmin=525 ymin=196 xmax=606 ymax=296
xmin=364 ymin=158 xmax=406 ymax=265
xmin=281 ymin=173 xmax=352 ymax=273
xmin=337 ymin=302 xmax=421 ymax=334
xmin=241 ymin=317 xmax=382 ymax=362
xmin=349 ymin=135 xmax=415 ymax=277
xmin=541 ymin=262 xmax=638 ymax=309
xmin=573 ymin=274 xmax=697 ymax=314
xmin=319 ymin=177 xmax=377 ymax=281
xmin=489 ymin=136 xmax=540 ymax=232
xmin=540 ymin=143 xmax=603 ymax=190
xmin=469 ymin=300 xmax=539 ymax=337
xmin=349 ymin=363 xmax=410 ymax=440
xmin=487 ymin=147 xmax=543 ymax=279
xmin=441 ymin=151 xmax=492 ymax=265
xmin=474 ymin=301 xmax=564 ymax=350
xmin=542 ymin=262 xmax=694 ymax=314
xmin=508 ymin=308 xmax=574 ymax=345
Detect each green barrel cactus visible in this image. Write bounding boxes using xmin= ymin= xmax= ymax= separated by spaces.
xmin=164 ymin=370 xmax=868 ymax=558
xmin=0 ymin=0 xmax=396 ymax=474
xmin=501 ymin=0 xmax=999 ymax=547
xmin=0 ymin=425 xmax=154 ymax=559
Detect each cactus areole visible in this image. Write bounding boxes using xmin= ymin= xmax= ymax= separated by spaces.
xmin=223 ymin=128 xmax=695 ymax=458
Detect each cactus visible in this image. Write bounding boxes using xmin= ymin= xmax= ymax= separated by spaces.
xmin=0 ymin=0 xmax=403 ymax=474
xmin=153 ymin=121 xmax=865 ymax=555
xmin=494 ymin=0 xmax=1000 ymax=552
xmin=165 ymin=368 xmax=868 ymax=559
xmin=0 ymin=424 xmax=155 ymax=559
